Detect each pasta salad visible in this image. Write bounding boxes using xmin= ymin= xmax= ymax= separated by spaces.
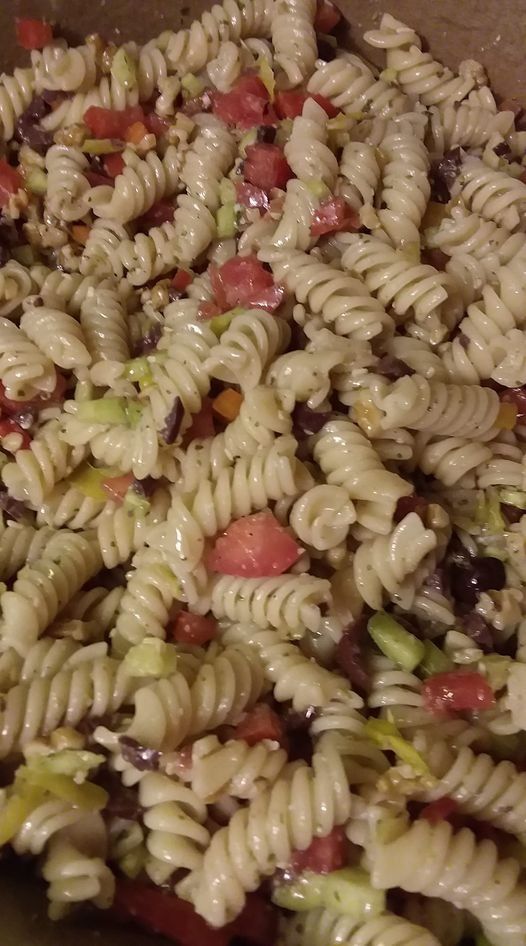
xmin=0 ymin=6 xmax=525 ymax=946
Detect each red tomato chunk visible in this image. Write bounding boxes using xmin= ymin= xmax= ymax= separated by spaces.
xmin=16 ymin=18 xmax=53 ymax=50
xmin=311 ymin=197 xmax=361 ymax=236
xmin=421 ymin=797 xmax=459 ymax=824
xmin=244 ymin=144 xmax=293 ymax=191
xmin=213 ymin=73 xmax=271 ymax=128
xmin=103 ymin=153 xmax=125 ymax=179
xmin=84 ymin=105 xmax=146 ymax=139
xmin=290 ymin=826 xmax=348 ymax=875
xmin=314 ymin=0 xmax=342 ymax=33
xmin=0 ymin=160 xmax=22 ymax=208
xmin=102 ymin=473 xmax=134 ymax=504
xmin=422 ymin=670 xmax=495 ymax=717
xmin=172 ymin=611 xmax=218 ymax=645
xmin=274 ymin=90 xmax=339 ymax=120
xmin=235 ymin=181 xmax=270 ymax=210
xmin=235 ymin=704 xmax=285 ymax=745
xmin=206 ymin=510 xmax=301 ymax=577
xmin=138 ymin=200 xmax=175 ymax=229
xmin=171 ymin=269 xmax=194 ymax=292
xmin=210 ymin=254 xmax=284 ymax=312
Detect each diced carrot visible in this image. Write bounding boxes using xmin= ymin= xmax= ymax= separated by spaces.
xmin=125 ymin=121 xmax=150 ymax=144
xmin=212 ymin=388 xmax=243 ymax=422
xmin=70 ymin=224 xmax=91 ymax=245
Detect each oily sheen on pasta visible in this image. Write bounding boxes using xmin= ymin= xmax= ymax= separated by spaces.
xmin=2 ymin=6 xmax=526 ymax=945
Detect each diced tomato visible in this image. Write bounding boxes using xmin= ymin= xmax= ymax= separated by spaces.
xmin=103 ymin=152 xmax=125 ymax=179
xmin=206 ymin=510 xmax=301 ymax=577
xmin=85 ymin=170 xmax=114 ymax=187
xmin=500 ymin=387 xmax=526 ymax=420
xmin=113 ymin=882 xmax=231 ymax=946
xmin=421 ymin=797 xmax=459 ymax=824
xmin=138 ymin=200 xmax=175 ymax=229
xmin=171 ymin=611 xmax=218 ymax=645
xmin=235 ymin=703 xmax=285 ymax=746
xmin=0 ymin=160 xmax=22 ymax=208
xmin=422 ymin=670 xmax=496 ymax=717
xmin=16 ymin=18 xmax=53 ymax=50
xmin=113 ymin=882 xmax=276 ymax=946
xmin=314 ymin=0 xmax=341 ymax=32
xmin=210 ymin=254 xmax=284 ymax=313
xmin=183 ymin=398 xmax=215 ymax=441
xmin=213 ymin=73 xmax=271 ymax=128
xmin=0 ymin=419 xmax=31 ymax=450
xmin=198 ymin=301 xmax=222 ymax=320
xmin=0 ymin=375 xmax=66 ymax=414
xmin=290 ymin=827 xmax=348 ymax=875
xmin=311 ymin=197 xmax=361 ymax=236
xmin=235 ymin=181 xmax=269 ymax=210
xmin=171 ymin=269 xmax=193 ymax=292
xmin=394 ymin=494 xmax=429 ymax=522
xmin=274 ymin=90 xmax=339 ymax=120
xmin=145 ymin=112 xmax=170 ymax=137
xmin=83 ymin=105 xmax=146 ymax=139
xmin=102 ymin=472 xmax=134 ymax=504
xmin=244 ymin=143 xmax=292 ymax=190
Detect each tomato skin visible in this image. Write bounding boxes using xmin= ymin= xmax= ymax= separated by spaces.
xmin=198 ymin=300 xmax=223 ymax=321
xmin=422 ymin=670 xmax=495 ymax=717
xmin=274 ymin=90 xmax=339 ymax=120
xmin=16 ymin=18 xmax=53 ymax=50
xmin=102 ymin=473 xmax=134 ymax=504
xmin=0 ymin=419 xmax=31 ymax=451
xmin=290 ymin=827 xmax=348 ymax=875
xmin=206 ymin=510 xmax=301 ymax=577
xmin=0 ymin=160 xmax=22 ymax=208
xmin=213 ymin=74 xmax=271 ymax=128
xmin=138 ymin=200 xmax=175 ymax=229
xmin=102 ymin=153 xmax=125 ymax=179
xmin=244 ymin=143 xmax=292 ymax=190
xmin=314 ymin=0 xmax=342 ymax=32
xmin=235 ymin=704 xmax=285 ymax=746
xmin=311 ymin=197 xmax=361 ymax=236
xmin=83 ymin=105 xmax=145 ymax=139
xmin=421 ymin=797 xmax=459 ymax=824
xmin=172 ymin=611 xmax=218 ymax=645
xmin=171 ymin=269 xmax=193 ymax=292
xmin=210 ymin=254 xmax=283 ymax=313
xmin=183 ymin=398 xmax=215 ymax=442
xmin=0 ymin=375 xmax=66 ymax=414
xmin=500 ymin=387 xmax=526 ymax=420
xmin=235 ymin=181 xmax=270 ymax=210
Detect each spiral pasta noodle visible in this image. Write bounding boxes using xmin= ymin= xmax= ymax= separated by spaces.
xmin=2 ymin=419 xmax=85 ymax=505
xmin=454 ymin=157 xmax=526 ymax=232
xmin=281 ymin=908 xmax=442 ymax=946
xmin=307 ymin=54 xmax=409 ymax=118
xmin=45 ymin=145 xmax=91 ymax=223
xmin=41 ymin=75 xmax=139 ymax=132
xmin=20 ymin=304 xmax=91 ymax=371
xmin=32 ymin=41 xmax=97 ymax=94
xmin=179 ymin=733 xmax=287 ymax=801
xmin=139 ymin=772 xmax=210 ymax=883
xmin=0 ymin=516 xmax=55 ymax=581
xmin=0 ymin=317 xmax=58 ymax=401
xmin=207 ymin=573 xmax=331 ymax=633
xmin=87 ymin=146 xmax=181 ymax=224
xmin=204 ymin=309 xmax=290 ymax=390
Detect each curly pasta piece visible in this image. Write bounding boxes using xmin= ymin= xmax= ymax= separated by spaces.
xmin=12 ymin=797 xmax=87 ymax=857
xmin=181 ymin=735 xmax=352 ymax=926
xmin=207 ymin=573 xmax=331 ymax=633
xmin=453 ymin=157 xmax=526 ymax=231
xmin=0 ymin=317 xmax=57 ymax=401
xmin=115 ymin=645 xmax=265 ymax=750
xmin=0 ymin=261 xmax=37 ymax=317
xmin=41 ymin=75 xmax=139 ymax=131
xmin=271 ymin=0 xmax=316 ymax=86
xmin=353 ymin=512 xmax=438 ymax=610
xmin=222 ymin=623 xmax=356 ymax=711
xmin=79 ymin=285 xmax=130 ymax=369
xmin=314 ymin=419 xmax=411 ymax=535
xmin=357 ymin=374 xmax=502 ymax=440
xmin=178 ymin=734 xmax=287 ymax=801
xmin=20 ymin=304 xmax=91 ymax=370
xmin=376 ymin=121 xmax=430 ymax=248
xmin=32 ymin=41 xmax=97 ymax=93
xmin=0 ymin=653 xmax=134 ymax=755
xmin=204 ymin=310 xmax=290 ymax=391
xmin=414 ymin=432 xmax=493 ymax=486
xmin=139 ymin=773 xmax=210 ymax=884
xmin=0 ymin=67 xmax=35 ymax=141
xmin=180 ymin=115 xmax=236 ymax=212
xmin=341 ymin=234 xmax=455 ymax=332
xmin=366 ymin=655 xmax=429 ymax=732
xmin=42 ymin=818 xmax=115 ymax=918
xmin=97 ymin=486 xmax=170 ymax=568
xmin=0 ymin=516 xmax=55 ymax=581
xmin=108 ymin=221 xmax=179 ymax=286
xmin=30 ymin=267 xmax=120 ymax=316
xmin=368 ymin=818 xmax=526 ymax=946
xmin=164 ymin=0 xmax=273 ymax=74
xmin=429 ymin=101 xmax=515 ymax=154
xmin=418 ymin=738 xmax=526 ymax=841
xmin=311 ymin=50 xmax=409 ymax=114
xmin=172 ymin=193 xmax=217 ymax=264
xmin=87 ymin=145 xmax=181 ymax=224
xmin=338 ymin=141 xmax=381 ymax=212
xmin=45 ymin=145 xmax=91 ymax=223
xmin=365 ymin=14 xmax=487 ymax=107
xmin=0 ymin=530 xmax=102 ymax=657
xmin=2 ymin=419 xmax=85 ymax=505
xmin=290 ymin=485 xmax=356 ymax=550
xmin=206 ymin=39 xmax=244 ymax=91
xmin=284 ymin=98 xmax=337 ymax=188
xmin=425 ymin=207 xmax=526 ymax=275
xmin=281 ymin=908 xmax=442 ymax=946
xmin=270 ymin=252 xmax=393 ymax=342
xmin=258 ymin=179 xmax=318 ymax=255
xmin=79 ymin=219 xmax=132 ymax=278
